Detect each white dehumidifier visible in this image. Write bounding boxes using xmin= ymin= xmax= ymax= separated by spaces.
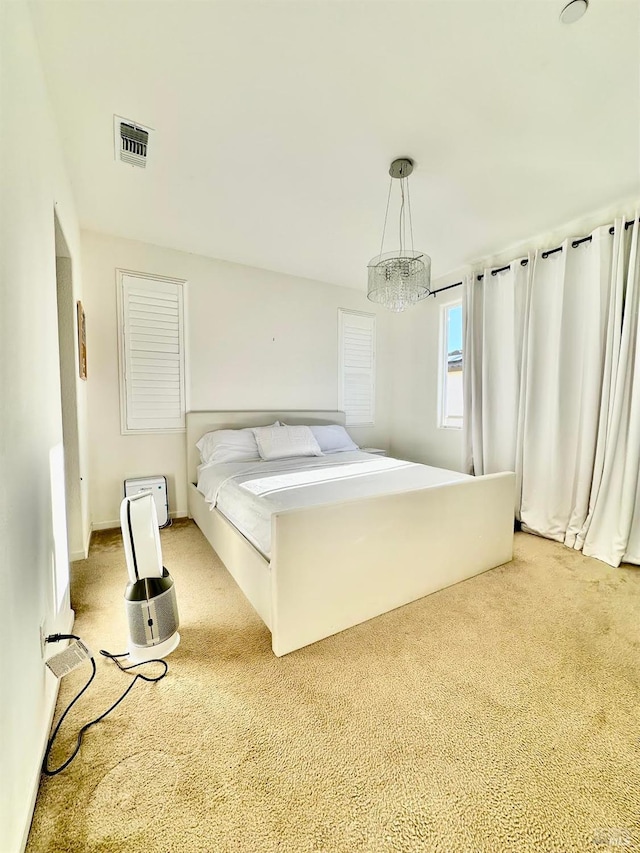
xmin=120 ymin=490 xmax=180 ymax=664
xmin=124 ymin=476 xmax=169 ymax=527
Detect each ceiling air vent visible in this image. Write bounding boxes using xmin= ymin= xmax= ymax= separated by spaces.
xmin=114 ymin=115 xmax=152 ymax=168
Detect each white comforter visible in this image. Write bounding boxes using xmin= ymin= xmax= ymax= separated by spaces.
xmin=196 ymin=450 xmax=470 ymax=559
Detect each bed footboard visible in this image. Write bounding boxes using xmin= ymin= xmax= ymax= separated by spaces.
xmin=269 ymin=472 xmax=515 ymax=656
xmin=188 ymin=483 xmax=273 ymax=630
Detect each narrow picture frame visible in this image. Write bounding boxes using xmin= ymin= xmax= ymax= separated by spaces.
xmin=77 ymin=300 xmax=87 ymax=380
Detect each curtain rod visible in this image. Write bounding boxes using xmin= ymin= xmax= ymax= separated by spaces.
xmin=429 ymin=217 xmax=638 ymax=297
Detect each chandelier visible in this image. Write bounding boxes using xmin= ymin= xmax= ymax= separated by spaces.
xmin=367 ymin=158 xmax=431 ymax=312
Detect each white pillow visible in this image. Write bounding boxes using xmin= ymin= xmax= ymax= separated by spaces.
xmin=309 ymin=424 xmax=359 ymax=454
xmin=252 ymin=425 xmax=323 ymax=461
xmin=196 ymin=423 xmax=280 ymax=464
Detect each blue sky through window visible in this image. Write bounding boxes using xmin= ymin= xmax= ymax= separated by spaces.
xmin=447 ymin=303 xmax=462 ymax=353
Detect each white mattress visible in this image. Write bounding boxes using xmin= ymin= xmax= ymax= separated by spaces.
xmin=196 ymin=450 xmax=471 ymax=559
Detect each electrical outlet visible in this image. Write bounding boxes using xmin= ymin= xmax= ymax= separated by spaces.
xmin=40 ymin=621 xmax=46 ymax=658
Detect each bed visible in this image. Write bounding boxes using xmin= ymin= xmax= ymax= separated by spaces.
xmin=187 ymin=411 xmax=515 ymax=656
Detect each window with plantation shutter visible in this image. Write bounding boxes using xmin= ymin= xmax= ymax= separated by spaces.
xmin=117 ymin=271 xmax=186 ymax=433
xmin=338 ymin=309 xmax=376 ymax=426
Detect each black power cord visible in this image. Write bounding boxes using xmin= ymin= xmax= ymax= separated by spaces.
xmin=42 ymin=633 xmax=168 ymax=776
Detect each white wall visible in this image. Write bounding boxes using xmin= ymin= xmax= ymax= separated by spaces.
xmin=390 ymin=297 xmax=464 ymax=471
xmin=0 ymin=2 xmax=89 ymax=850
xmin=81 ymin=230 xmax=394 ymax=527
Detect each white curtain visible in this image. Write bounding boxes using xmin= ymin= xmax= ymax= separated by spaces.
xmin=463 ymin=216 xmax=640 ymax=566
xmin=519 ymin=227 xmax=614 ymax=546
xmin=462 ymin=272 xmax=481 ymax=476
xmin=582 ymin=220 xmax=640 ymax=566
xmin=463 ymin=258 xmax=531 ymax=512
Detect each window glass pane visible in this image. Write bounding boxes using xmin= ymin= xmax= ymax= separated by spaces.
xmin=442 ymin=302 xmax=463 ymax=428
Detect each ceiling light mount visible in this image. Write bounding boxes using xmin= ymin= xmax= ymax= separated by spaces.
xmin=367 ymin=157 xmax=431 ymax=313
xmin=389 ymin=158 xmax=414 ymax=180
xmin=559 ymin=0 xmax=588 ymax=24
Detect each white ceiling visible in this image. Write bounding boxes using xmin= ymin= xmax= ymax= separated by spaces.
xmin=32 ymin=0 xmax=640 ymax=289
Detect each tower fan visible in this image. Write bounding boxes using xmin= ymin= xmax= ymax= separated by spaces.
xmin=120 ymin=490 xmax=180 ymax=664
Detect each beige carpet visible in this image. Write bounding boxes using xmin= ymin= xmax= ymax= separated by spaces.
xmin=27 ymin=522 xmax=640 ymax=853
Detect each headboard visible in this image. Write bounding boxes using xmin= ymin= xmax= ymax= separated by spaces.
xmin=186 ymin=410 xmax=346 ymax=485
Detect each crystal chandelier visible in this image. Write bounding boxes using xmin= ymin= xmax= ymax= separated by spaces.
xmin=367 ymin=158 xmax=431 ymax=312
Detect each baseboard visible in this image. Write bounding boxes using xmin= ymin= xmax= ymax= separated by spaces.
xmin=91 ymin=519 xmax=119 ymax=531
xmin=19 ymin=608 xmax=75 ymax=853
xmin=70 ymin=526 xmax=92 ymax=561
xmin=92 ymin=510 xmax=188 ymax=532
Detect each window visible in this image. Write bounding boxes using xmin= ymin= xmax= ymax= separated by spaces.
xmin=117 ymin=270 xmax=186 ymax=433
xmin=439 ymin=300 xmax=463 ymax=429
xmin=338 ymin=309 xmax=376 ymax=426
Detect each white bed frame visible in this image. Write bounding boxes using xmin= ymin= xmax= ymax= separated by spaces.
xmin=187 ymin=411 xmax=515 ymax=656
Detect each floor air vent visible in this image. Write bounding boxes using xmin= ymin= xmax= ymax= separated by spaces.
xmin=114 ymin=115 xmax=152 ymax=168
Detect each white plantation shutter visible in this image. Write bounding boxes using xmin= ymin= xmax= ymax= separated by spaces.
xmin=118 ymin=272 xmax=186 ymax=432
xmin=338 ymin=309 xmax=376 ymax=426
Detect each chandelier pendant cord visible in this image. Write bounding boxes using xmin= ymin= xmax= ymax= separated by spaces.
xmin=377 ymin=177 xmax=394 ymax=262
xmin=406 ymin=176 xmax=415 ymax=255
xmin=399 ymin=178 xmax=405 ymax=256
